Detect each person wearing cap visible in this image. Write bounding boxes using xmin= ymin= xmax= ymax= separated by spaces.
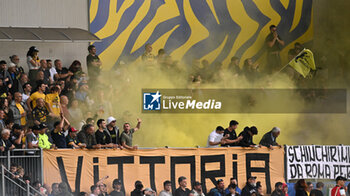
xmin=10 ymin=124 xmax=25 ymax=150
xmin=331 ymin=176 xmax=347 ymax=196
xmin=159 ymin=180 xmax=172 ymax=196
xmin=106 ymin=117 xmax=121 ymax=146
xmin=0 ymin=60 xmax=13 ymax=90
xmin=77 ymin=124 xmax=101 ymax=149
xmin=131 ymin=180 xmax=144 ymax=196
xmin=238 ymin=126 xmax=259 ymax=147
xmin=175 ymin=176 xmax=191 ymax=196
xmin=38 ymin=123 xmax=54 ymax=149
xmin=208 ymin=179 xmax=225 ymax=196
xmin=241 ymin=176 xmax=257 ymax=196
xmin=271 ymin=182 xmax=284 ymax=196
xmin=120 ymin=118 xmax=142 ymax=150
xmin=207 ymin=126 xmax=228 ymax=148
xmin=225 ymin=178 xmax=242 ymax=195
xmin=222 ymin=120 xmax=243 ymax=147
xmin=110 ymin=179 xmax=124 ymax=196
xmin=26 ymin=80 xmax=47 ymax=112
xmin=192 ymin=181 xmax=205 ymax=196
xmin=10 ymin=92 xmax=28 ymax=126
xmin=259 ymin=127 xmax=282 ymax=149
xmin=66 ymin=126 xmax=86 ymax=149
xmin=143 ymin=188 xmax=156 ymax=196
xmin=95 ymin=119 xmax=115 ymax=148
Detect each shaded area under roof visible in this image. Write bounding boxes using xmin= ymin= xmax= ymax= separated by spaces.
xmin=0 ymin=27 xmax=100 ymax=42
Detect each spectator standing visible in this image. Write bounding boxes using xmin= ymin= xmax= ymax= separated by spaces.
xmin=66 ymin=127 xmax=85 ymax=149
xmin=174 ymin=176 xmax=190 ymax=196
xmin=86 ymin=45 xmax=102 ymax=86
xmin=47 ymin=59 xmax=58 ymax=81
xmin=306 ymin=182 xmax=313 ymax=195
xmin=39 ymin=59 xmax=52 ymax=85
xmin=9 ymin=55 xmax=24 ymax=76
xmin=0 ymin=129 xmax=15 ymax=155
xmin=208 ymin=179 xmax=225 ymax=196
xmin=26 ymin=125 xmax=40 ymax=153
xmin=238 ymin=126 xmax=259 ymax=147
xmin=10 ymin=92 xmax=27 ymax=126
xmin=8 ymin=62 xmax=20 ymax=94
xmin=51 ymin=116 xmax=70 ymax=148
xmin=271 ymin=182 xmax=284 ymax=196
xmin=90 ymin=185 xmax=101 ymax=196
xmin=331 ymin=176 xmax=347 ymax=196
xmin=0 ymin=60 xmax=12 ymax=90
xmin=38 ymin=123 xmax=54 ymax=149
xmin=32 ymin=98 xmax=53 ymax=125
xmin=225 ymin=178 xmax=242 ymax=195
xmin=259 ymin=127 xmax=282 ymax=149
xmin=95 ymin=119 xmax=114 ymax=148
xmin=120 ymin=118 xmax=141 ymax=150
xmin=106 ymin=117 xmax=120 ymax=146
xmin=282 ymin=183 xmax=288 ymax=196
xmin=159 ymin=180 xmax=172 ymax=196
xmin=26 ymin=80 xmax=47 ymax=111
xmin=192 ymin=181 xmax=205 ymax=196
xmin=0 ymin=109 xmax=5 ymax=131
xmin=207 ymin=126 xmax=227 ymax=148
xmin=21 ymin=82 xmax=32 ymax=103
xmin=26 ymin=46 xmax=40 ymax=82
xmin=294 ymin=179 xmax=308 ymax=196
xmin=226 ymin=184 xmax=240 ymax=196
xmin=310 ymin=182 xmax=324 ymax=196
xmin=77 ymin=124 xmax=100 ymax=149
xmin=45 ymin=85 xmax=61 ymax=117
xmin=110 ymin=179 xmax=124 ymax=196
xmin=222 ymin=120 xmax=243 ymax=147
xmin=241 ymin=176 xmax=257 ymax=196
xmin=10 ymin=124 xmax=25 ymax=149
xmin=55 ymin=59 xmax=73 ymax=82
xmin=265 ymin=25 xmax=284 ymax=74
xmin=141 ymin=44 xmax=155 ymax=65
xmin=131 ymin=180 xmax=143 ymax=196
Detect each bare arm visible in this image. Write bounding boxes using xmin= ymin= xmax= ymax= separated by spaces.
xmin=134 ymin=118 xmax=142 ymax=131
xmin=26 ymin=98 xmax=32 ymax=111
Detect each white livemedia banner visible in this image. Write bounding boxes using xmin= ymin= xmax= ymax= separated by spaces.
xmin=286 ymin=145 xmax=350 ymax=180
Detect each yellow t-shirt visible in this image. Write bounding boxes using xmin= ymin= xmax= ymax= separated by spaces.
xmin=16 ymin=103 xmax=26 ymax=125
xmin=30 ymin=91 xmax=45 ymax=109
xmin=45 ymin=93 xmax=60 ymax=116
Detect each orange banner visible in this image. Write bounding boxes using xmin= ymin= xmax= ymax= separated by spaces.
xmin=43 ymin=147 xmax=284 ymax=195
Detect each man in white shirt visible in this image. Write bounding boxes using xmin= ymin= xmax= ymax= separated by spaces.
xmin=207 ymin=126 xmax=227 ymax=148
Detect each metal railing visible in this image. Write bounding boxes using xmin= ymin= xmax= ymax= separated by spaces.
xmin=0 ymin=149 xmax=43 ymax=185
xmin=0 ymin=165 xmax=42 ymax=196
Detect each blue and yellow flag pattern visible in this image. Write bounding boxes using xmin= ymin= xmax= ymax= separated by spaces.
xmin=89 ymin=0 xmax=313 ymax=70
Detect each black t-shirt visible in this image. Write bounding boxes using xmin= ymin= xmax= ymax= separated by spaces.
xmin=310 ymin=189 xmax=323 ymax=196
xmin=10 ymin=134 xmax=22 ymax=149
xmin=265 ymin=33 xmax=283 ymax=52
xmin=66 ymin=135 xmax=80 ymax=148
xmin=174 ymin=187 xmax=190 ymax=196
xmin=222 ymin=128 xmax=238 ymax=147
xmin=51 ymin=129 xmax=67 ymax=148
xmin=86 ymin=54 xmax=101 ymax=78
xmin=95 ymin=129 xmax=112 ymax=145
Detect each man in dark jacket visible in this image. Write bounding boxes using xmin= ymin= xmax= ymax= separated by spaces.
xmin=271 ymin=182 xmax=284 ymax=196
xmin=241 ymin=176 xmax=257 ymax=196
xmin=259 ymin=127 xmax=281 ymax=149
xmin=238 ymin=127 xmax=258 ymax=147
xmin=208 ymin=179 xmax=225 ymax=196
xmin=77 ymin=124 xmax=101 ymax=149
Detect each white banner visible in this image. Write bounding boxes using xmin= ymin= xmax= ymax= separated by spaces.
xmin=286 ymin=145 xmax=350 ymax=180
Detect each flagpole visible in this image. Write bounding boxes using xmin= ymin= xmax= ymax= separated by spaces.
xmin=273 ymin=48 xmax=306 ymax=75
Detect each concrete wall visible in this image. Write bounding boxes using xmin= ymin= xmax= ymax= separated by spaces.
xmin=0 ymin=0 xmax=89 ymax=72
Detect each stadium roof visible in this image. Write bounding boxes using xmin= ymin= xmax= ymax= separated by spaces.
xmin=0 ymin=27 xmax=100 ymax=42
